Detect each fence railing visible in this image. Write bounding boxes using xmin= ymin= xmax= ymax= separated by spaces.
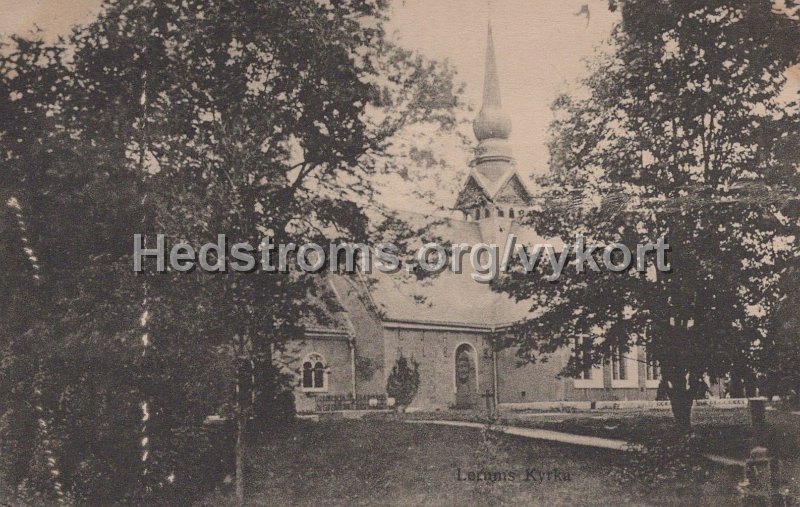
xmin=314 ymin=394 xmax=387 ymax=412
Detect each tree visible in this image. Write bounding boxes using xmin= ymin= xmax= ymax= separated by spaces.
xmin=764 ymin=265 xmax=800 ymax=405
xmin=0 ymin=0 xmax=463 ymax=503
xmin=499 ymin=0 xmax=800 ymax=431
xmin=386 ymin=355 xmax=421 ymax=409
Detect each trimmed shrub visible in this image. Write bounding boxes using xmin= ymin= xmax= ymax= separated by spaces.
xmin=386 ymin=355 xmax=420 ymax=408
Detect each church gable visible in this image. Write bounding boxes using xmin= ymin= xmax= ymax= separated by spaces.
xmin=492 ymin=173 xmax=530 ymax=205
xmin=454 ymin=175 xmax=490 ymax=210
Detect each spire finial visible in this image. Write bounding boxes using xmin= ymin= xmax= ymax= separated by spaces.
xmin=473 ymin=21 xmax=512 ymax=142
xmin=482 ymin=22 xmax=502 ymax=110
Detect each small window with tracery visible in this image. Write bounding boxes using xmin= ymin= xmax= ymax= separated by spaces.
xmin=301 ymin=353 xmax=328 ymax=392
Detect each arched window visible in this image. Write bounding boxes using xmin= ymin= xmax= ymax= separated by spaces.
xmin=497 ymin=208 xmax=504 ymax=218
xmin=301 ymin=353 xmax=328 ymax=392
xmin=474 ymin=208 xmax=481 ymax=221
xmin=509 ymin=208 xmax=515 ymax=219
xmin=302 ymin=362 xmax=313 ymax=388
xmin=313 ymin=361 xmax=324 ymax=388
xmin=484 ymin=208 xmax=490 ymax=218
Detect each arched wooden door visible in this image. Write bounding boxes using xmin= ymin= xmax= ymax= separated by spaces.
xmin=454 ymin=343 xmax=477 ymax=409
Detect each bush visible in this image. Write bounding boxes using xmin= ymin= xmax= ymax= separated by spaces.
xmin=386 ymin=355 xmax=420 ymax=408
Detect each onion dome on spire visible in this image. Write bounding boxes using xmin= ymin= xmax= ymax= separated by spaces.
xmin=471 ymin=22 xmax=513 ymax=170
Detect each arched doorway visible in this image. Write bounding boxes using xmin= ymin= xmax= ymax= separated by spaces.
xmin=454 ymin=343 xmax=477 ymax=409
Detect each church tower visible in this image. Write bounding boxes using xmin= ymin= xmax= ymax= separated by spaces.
xmin=455 ymin=22 xmax=531 ymax=222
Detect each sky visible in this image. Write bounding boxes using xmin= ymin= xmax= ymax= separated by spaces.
xmin=385 ymin=0 xmax=618 ymax=178
xmin=1 ymin=0 xmax=796 ymax=210
xmin=0 ymin=0 xmax=618 ymax=178
xmin=0 ymin=0 xmax=100 ymax=38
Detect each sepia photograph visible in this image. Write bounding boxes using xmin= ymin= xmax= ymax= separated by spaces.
xmin=1 ymin=0 xmax=799 ymax=505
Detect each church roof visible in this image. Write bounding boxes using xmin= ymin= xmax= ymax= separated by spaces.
xmin=475 ymin=165 xmax=532 ymax=201
xmin=352 ymin=210 xmax=555 ymax=329
xmin=454 ymin=164 xmax=533 ymax=210
xmin=299 ymin=275 xmax=353 ymax=335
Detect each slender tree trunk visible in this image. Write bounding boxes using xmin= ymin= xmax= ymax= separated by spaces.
xmin=252 ymin=347 xmax=272 ymax=424
xmin=234 ymin=336 xmax=250 ymax=506
xmin=235 ymin=410 xmax=245 ymax=505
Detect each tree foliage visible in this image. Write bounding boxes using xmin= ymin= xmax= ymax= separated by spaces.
xmin=0 ymin=0 xmax=462 ymax=502
xmin=500 ymin=0 xmax=800 ymax=430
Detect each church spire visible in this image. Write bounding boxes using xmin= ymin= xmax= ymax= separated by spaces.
xmin=472 ymin=22 xmax=513 ymax=164
xmin=454 ymin=18 xmax=532 ymax=220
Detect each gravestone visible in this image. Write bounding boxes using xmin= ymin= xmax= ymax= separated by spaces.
xmin=740 ymin=447 xmax=785 ymax=507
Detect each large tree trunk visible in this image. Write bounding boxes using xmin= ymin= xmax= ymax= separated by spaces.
xmin=663 ymin=362 xmax=696 ymax=433
xmin=667 ymin=385 xmax=694 ymax=433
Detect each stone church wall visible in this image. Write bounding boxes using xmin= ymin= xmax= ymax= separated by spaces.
xmin=278 ymin=337 xmax=353 ymax=413
xmin=383 ymin=326 xmax=495 ymax=410
xmin=495 ymin=347 xmax=567 ymax=403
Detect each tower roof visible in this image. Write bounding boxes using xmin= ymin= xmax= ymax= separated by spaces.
xmin=456 ymin=19 xmax=530 ymax=214
xmin=473 ymin=22 xmax=512 ymax=142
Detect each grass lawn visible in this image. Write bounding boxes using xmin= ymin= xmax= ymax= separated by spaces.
xmin=201 ymin=420 xmax=740 ymax=506
xmin=498 ymin=407 xmax=800 ymax=460
xmin=406 ymin=406 xmax=800 ymax=460
xmin=406 ymin=406 xmax=800 ymax=499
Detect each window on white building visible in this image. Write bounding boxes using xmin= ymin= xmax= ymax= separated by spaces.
xmin=611 ymin=350 xmax=626 ymax=380
xmin=573 ymin=337 xmax=603 ymax=388
xmin=610 ymin=346 xmax=639 ymax=388
xmin=645 ymin=351 xmax=661 ymax=389
xmin=301 ymin=353 xmax=328 ymax=392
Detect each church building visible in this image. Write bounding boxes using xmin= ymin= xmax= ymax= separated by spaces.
xmin=280 ymin=23 xmax=661 ymax=413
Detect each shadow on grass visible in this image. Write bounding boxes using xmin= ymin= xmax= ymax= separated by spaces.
xmin=199 ymin=419 xmax=741 ymax=506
